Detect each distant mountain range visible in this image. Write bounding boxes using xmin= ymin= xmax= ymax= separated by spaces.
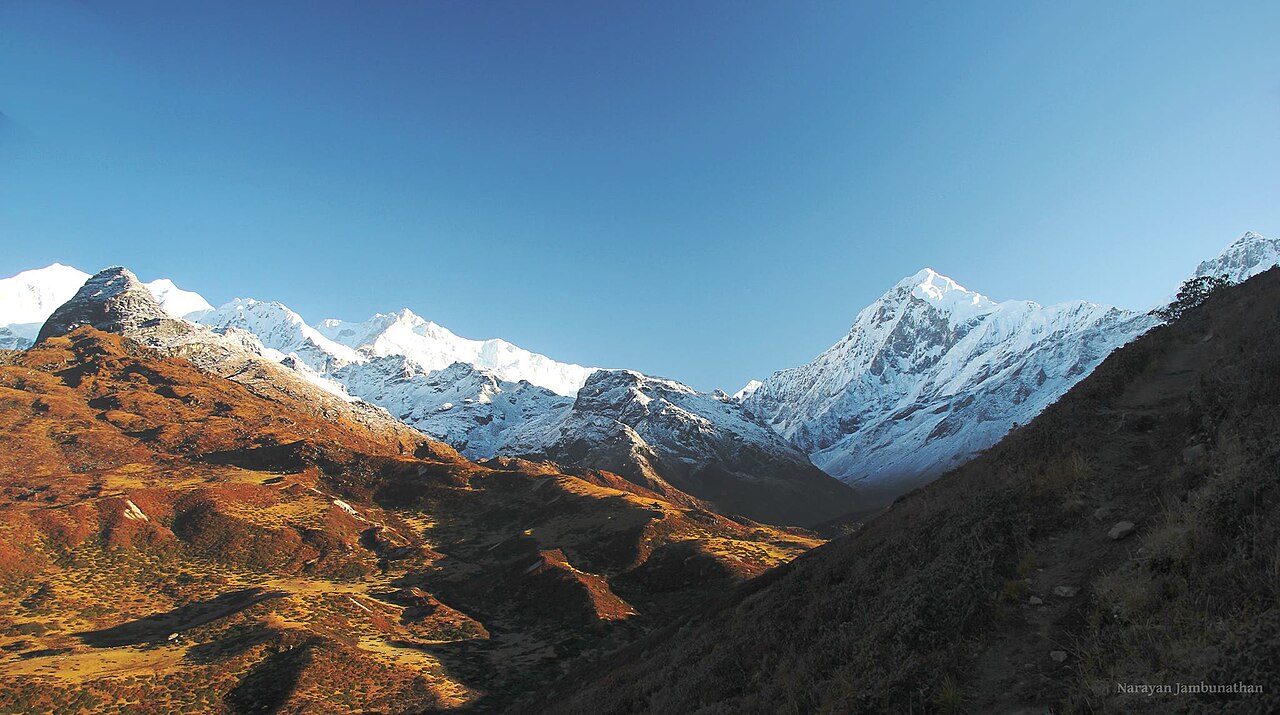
xmin=2 ymin=268 xmax=822 ymax=712
xmin=3 ymin=231 xmax=1276 ymax=521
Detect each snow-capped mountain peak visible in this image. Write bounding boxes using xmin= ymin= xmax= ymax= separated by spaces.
xmin=887 ymin=267 xmax=999 ymax=321
xmin=732 ymin=379 xmax=764 ymax=402
xmin=319 ymin=308 xmax=425 ymax=348
xmin=746 ymin=266 xmax=1157 ymax=505
xmin=317 ymin=308 xmax=595 ymax=396
xmin=0 ymin=263 xmax=93 ymax=325
xmin=1194 ymin=231 xmax=1278 ymax=284
xmin=199 ymin=298 xmax=365 ymax=374
xmin=143 ymin=278 xmax=214 ymax=318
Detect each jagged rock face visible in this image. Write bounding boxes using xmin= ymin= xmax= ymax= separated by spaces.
xmin=334 ymin=358 xmax=572 ymax=460
xmin=746 ymin=269 xmax=1156 ymax=504
xmin=505 ymin=369 xmax=860 ymax=526
xmin=1194 ymin=231 xmax=1280 ymax=283
xmin=36 ymin=267 xmax=191 ymax=344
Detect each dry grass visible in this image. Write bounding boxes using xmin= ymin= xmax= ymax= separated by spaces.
xmin=0 ymin=329 xmax=824 ymax=713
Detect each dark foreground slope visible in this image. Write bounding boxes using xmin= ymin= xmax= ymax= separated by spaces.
xmin=536 ymin=270 xmax=1280 ymax=714
xmin=0 ymin=329 xmax=819 ymax=714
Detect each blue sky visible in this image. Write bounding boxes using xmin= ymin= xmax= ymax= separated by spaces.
xmin=1 ymin=1 xmax=1277 ymax=390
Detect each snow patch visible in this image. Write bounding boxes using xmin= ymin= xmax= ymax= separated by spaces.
xmin=123 ymin=499 xmax=149 ymax=522
xmin=332 ymin=499 xmax=362 ymax=519
xmin=732 ymin=379 xmax=764 ymax=402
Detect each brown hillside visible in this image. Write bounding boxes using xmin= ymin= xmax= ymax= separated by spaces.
xmin=535 ymin=269 xmax=1280 ymax=714
xmin=0 ymin=328 xmax=819 ymax=713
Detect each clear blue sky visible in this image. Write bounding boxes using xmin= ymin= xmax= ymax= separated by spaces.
xmin=2 ymin=1 xmax=1277 ymax=390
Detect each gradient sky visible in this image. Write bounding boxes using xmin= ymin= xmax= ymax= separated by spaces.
xmin=2 ymin=1 xmax=1277 ymax=390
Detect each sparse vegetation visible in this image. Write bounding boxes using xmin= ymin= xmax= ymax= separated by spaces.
xmin=0 ymin=328 xmax=819 ymax=712
xmin=1154 ymin=273 xmax=1232 ymax=321
xmin=536 ymin=268 xmax=1280 ymax=714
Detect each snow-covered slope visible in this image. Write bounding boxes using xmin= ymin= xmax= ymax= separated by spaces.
xmin=334 ymin=357 xmax=572 ymax=459
xmin=732 ymin=380 xmax=763 ymax=402
xmin=198 ymin=298 xmax=365 ymax=374
xmin=502 ymin=369 xmax=859 ymax=526
xmin=0 ymin=264 xmax=213 ymax=349
xmin=192 ymin=301 xmax=594 ymax=398
xmin=318 ymin=309 xmax=595 ymax=396
xmin=745 ymin=268 xmax=1157 ymax=504
xmin=1193 ymin=231 xmax=1280 ymax=283
xmin=324 ymin=355 xmax=859 ymax=525
xmin=189 ymin=301 xmax=597 ymax=460
xmin=144 ymin=278 xmax=214 ymax=319
xmin=0 ymin=264 xmax=91 ymax=325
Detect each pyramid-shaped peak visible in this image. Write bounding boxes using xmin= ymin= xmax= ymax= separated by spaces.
xmin=36 ymin=266 xmax=174 ymax=343
xmin=904 ymin=267 xmax=969 ymax=295
xmin=885 ymin=267 xmax=993 ymax=312
xmin=66 ymin=266 xmax=148 ymax=303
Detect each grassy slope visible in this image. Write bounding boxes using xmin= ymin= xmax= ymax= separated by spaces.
xmin=0 ymin=329 xmax=820 ymax=714
xmin=536 ymin=270 xmax=1280 ymax=714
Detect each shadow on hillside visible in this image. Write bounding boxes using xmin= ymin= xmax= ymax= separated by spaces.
xmin=196 ymin=440 xmax=317 ymax=473
xmin=225 ymin=639 xmax=315 ymax=715
xmin=76 ymin=587 xmax=284 ymax=647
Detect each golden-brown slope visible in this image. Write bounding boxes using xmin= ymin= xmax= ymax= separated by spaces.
xmin=0 ymin=328 xmax=819 ymax=714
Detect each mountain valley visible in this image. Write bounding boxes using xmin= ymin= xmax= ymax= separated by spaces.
xmin=535 ymin=260 xmax=1280 ymax=715
xmin=0 ymin=231 xmax=1277 ymax=713
xmin=0 ymin=271 xmax=818 ymax=713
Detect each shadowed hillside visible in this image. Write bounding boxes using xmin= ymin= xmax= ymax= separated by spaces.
xmin=0 ymin=328 xmax=820 ymax=713
xmin=533 ymin=269 xmax=1280 ymax=714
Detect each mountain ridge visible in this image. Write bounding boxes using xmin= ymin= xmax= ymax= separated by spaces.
xmin=317 ymin=308 xmax=596 ymax=397
xmin=4 ymin=230 xmax=1277 ymax=517
xmin=744 ymin=264 xmax=1158 ymax=504
xmin=0 ymin=318 xmax=821 ymax=711
xmin=533 ymin=262 xmax=1280 ymax=715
